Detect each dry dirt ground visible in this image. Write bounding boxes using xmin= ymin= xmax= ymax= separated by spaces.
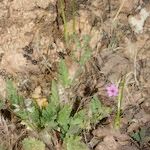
xmin=0 ymin=0 xmax=150 ymax=150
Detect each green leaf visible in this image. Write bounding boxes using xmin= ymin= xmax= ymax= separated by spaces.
xmin=90 ymin=96 xmax=102 ymax=113
xmin=40 ymin=103 xmax=58 ymax=128
xmin=6 ymin=80 xmax=18 ymax=104
xmin=71 ymin=110 xmax=86 ymax=128
xmin=16 ymin=110 xmax=29 ymax=120
xmin=22 ymin=137 xmax=45 ymax=150
xmin=68 ymin=110 xmax=87 ymax=135
xmin=139 ymin=128 xmax=146 ymax=140
xmin=6 ymin=80 xmax=23 ymax=106
xmin=72 ymin=34 xmax=82 ymax=50
xmin=82 ymin=35 xmax=91 ymax=49
xmin=64 ymin=135 xmax=88 ymax=150
xmin=131 ymin=132 xmax=141 ymax=142
xmin=79 ymin=35 xmax=91 ymax=66
xmin=50 ymin=80 xmax=59 ymax=105
xmin=131 ymin=128 xmax=146 ymax=142
xmin=79 ymin=49 xmax=91 ymax=66
xmin=29 ymin=104 xmax=42 ymax=128
xmin=90 ymin=96 xmax=111 ymax=125
xmin=58 ymin=59 xmax=71 ymax=87
xmin=57 ymin=105 xmax=71 ymax=132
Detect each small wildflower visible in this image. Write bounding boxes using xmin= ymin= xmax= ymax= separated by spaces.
xmin=106 ymin=84 xmax=118 ymax=97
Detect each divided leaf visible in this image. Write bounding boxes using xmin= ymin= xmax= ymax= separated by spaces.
xmin=6 ymin=80 xmax=20 ymax=105
xmin=64 ymin=135 xmax=88 ymax=150
xmin=68 ymin=109 xmax=87 ymax=135
xmin=22 ymin=137 xmax=45 ymax=150
xmin=79 ymin=49 xmax=91 ymax=66
xmin=58 ymin=59 xmax=71 ymax=88
xmin=90 ymin=96 xmax=102 ymax=113
xmin=6 ymin=80 xmax=25 ymax=115
xmin=71 ymin=109 xmax=87 ymax=128
xmin=41 ymin=102 xmax=58 ymax=128
xmin=57 ymin=105 xmax=72 ymax=133
xmin=30 ymin=106 xmax=41 ymax=128
xmin=90 ymin=96 xmax=111 ymax=124
xmin=50 ymin=80 xmax=59 ymax=105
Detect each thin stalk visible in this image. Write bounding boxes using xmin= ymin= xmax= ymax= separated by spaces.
xmin=72 ymin=0 xmax=76 ymax=34
xmin=114 ymin=77 xmax=125 ymax=129
xmin=113 ymin=0 xmax=126 ymax=22
xmin=60 ymin=0 xmax=68 ymax=42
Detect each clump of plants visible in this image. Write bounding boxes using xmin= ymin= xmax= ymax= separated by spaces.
xmin=6 ymin=74 xmax=110 ymax=150
xmin=5 ymin=35 xmax=111 ymax=150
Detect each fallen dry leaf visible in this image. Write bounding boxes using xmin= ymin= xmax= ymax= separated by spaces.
xmin=95 ymin=136 xmax=119 ymax=150
xmin=32 ymin=86 xmax=48 ymax=108
xmin=32 ymin=86 xmax=42 ymax=99
xmin=35 ymin=97 xmax=48 ymax=108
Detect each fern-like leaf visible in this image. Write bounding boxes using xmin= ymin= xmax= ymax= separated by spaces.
xmin=50 ymin=80 xmax=59 ymax=105
xmin=6 ymin=80 xmax=23 ymax=106
xmin=79 ymin=49 xmax=91 ymax=66
xmin=90 ymin=96 xmax=111 ymax=125
xmin=22 ymin=137 xmax=45 ymax=150
xmin=70 ymin=109 xmax=87 ymax=129
xmin=57 ymin=105 xmax=72 ymax=134
xmin=58 ymin=59 xmax=71 ymax=88
xmin=64 ymin=135 xmax=88 ymax=150
xmin=41 ymin=102 xmax=58 ymax=128
xmin=90 ymin=96 xmax=102 ymax=113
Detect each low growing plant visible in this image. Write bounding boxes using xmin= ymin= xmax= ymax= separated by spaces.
xmin=7 ymin=78 xmax=110 ymax=149
xmin=22 ymin=137 xmax=45 ymax=150
xmin=6 ymin=35 xmax=111 ymax=149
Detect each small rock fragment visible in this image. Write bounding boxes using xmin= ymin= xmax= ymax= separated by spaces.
xmin=128 ymin=8 xmax=150 ymax=33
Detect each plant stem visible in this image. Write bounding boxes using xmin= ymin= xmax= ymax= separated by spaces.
xmin=114 ymin=77 xmax=125 ymax=129
xmin=72 ymin=0 xmax=76 ymax=34
xmin=113 ymin=0 xmax=126 ymax=22
xmin=60 ymin=0 xmax=68 ymax=42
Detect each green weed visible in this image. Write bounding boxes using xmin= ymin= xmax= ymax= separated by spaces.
xmin=130 ymin=127 xmax=150 ymax=150
xmin=114 ymin=76 xmax=125 ymax=129
xmin=6 ymin=78 xmax=110 ymax=149
xmin=59 ymin=0 xmax=77 ymax=42
xmin=22 ymin=137 xmax=45 ymax=150
xmin=5 ymin=35 xmax=111 ymax=149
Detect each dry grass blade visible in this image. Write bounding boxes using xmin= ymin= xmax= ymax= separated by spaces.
xmin=113 ymin=0 xmax=126 ymax=22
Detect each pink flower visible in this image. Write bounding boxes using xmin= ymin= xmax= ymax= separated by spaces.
xmin=106 ymin=84 xmax=118 ymax=97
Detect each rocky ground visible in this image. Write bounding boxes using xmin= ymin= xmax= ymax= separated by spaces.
xmin=0 ymin=0 xmax=150 ymax=150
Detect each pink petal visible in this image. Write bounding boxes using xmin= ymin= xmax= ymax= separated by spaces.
xmin=106 ymin=86 xmax=111 ymax=91
xmin=106 ymin=84 xmax=118 ymax=97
